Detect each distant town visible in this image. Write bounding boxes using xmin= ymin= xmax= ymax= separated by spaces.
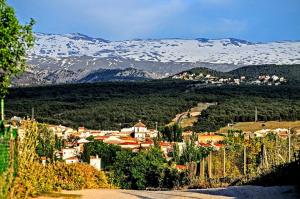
xmin=172 ymin=72 xmax=287 ymax=86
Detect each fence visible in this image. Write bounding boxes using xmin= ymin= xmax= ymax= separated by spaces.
xmin=193 ymin=132 xmax=299 ymax=183
xmin=0 ymin=120 xmax=18 ymax=175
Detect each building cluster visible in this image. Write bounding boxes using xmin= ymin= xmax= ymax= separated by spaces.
xmin=172 ymin=72 xmax=246 ymax=86
xmin=13 ymin=116 xmax=296 ymax=171
xmin=243 ymin=128 xmax=291 ymax=139
xmin=172 ymin=72 xmax=287 ymax=86
xmin=46 ymin=121 xmax=227 ymax=168
xmin=251 ymin=75 xmax=287 ymax=86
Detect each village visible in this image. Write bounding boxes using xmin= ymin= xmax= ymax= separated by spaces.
xmin=11 ymin=116 xmax=295 ymax=171
xmin=172 ymin=72 xmax=287 ymax=86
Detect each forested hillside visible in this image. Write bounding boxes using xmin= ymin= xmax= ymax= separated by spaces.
xmin=6 ymin=80 xmax=300 ymax=131
xmin=175 ymin=64 xmax=300 ymax=84
xmin=229 ymin=64 xmax=300 ymax=83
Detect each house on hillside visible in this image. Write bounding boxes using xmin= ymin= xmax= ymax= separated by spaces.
xmin=133 ymin=120 xmax=147 ymax=140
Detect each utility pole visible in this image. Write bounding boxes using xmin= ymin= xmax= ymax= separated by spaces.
xmin=31 ymin=107 xmax=35 ymax=120
xmin=255 ymin=106 xmax=258 ymax=122
xmin=275 ymin=135 xmax=278 ymax=165
xmin=155 ymin=122 xmax=158 ymax=131
xmin=223 ymin=147 xmax=226 ymax=177
xmin=243 ymin=146 xmax=247 ymax=175
xmin=1 ymin=98 xmax=4 ymax=121
xmin=288 ymin=128 xmax=291 ymax=163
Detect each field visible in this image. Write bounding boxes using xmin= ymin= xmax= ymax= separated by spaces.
xmin=218 ymin=121 xmax=300 ymax=133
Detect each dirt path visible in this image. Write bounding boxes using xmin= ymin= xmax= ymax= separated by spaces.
xmin=37 ymin=186 xmax=298 ymax=199
xmin=168 ymin=102 xmax=216 ymax=128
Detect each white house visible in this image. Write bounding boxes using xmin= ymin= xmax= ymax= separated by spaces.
xmin=62 ymin=148 xmax=79 ymax=160
xmin=90 ymin=155 xmax=102 ymax=170
xmin=133 ymin=120 xmax=147 ymax=140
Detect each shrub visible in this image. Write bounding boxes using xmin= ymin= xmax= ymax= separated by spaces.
xmin=53 ymin=162 xmax=109 ymax=190
xmin=11 ymin=162 xmax=109 ymax=198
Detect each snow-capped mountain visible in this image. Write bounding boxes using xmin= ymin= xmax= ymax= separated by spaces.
xmin=31 ymin=33 xmax=300 ymax=65
xmin=17 ymin=33 xmax=300 ymax=85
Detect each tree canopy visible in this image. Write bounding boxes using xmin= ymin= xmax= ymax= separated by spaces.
xmin=0 ymin=0 xmax=34 ymax=97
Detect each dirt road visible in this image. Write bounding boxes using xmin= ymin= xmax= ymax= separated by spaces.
xmin=38 ymin=186 xmax=298 ymax=199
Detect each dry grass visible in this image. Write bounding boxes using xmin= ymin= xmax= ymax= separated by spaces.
xmin=180 ymin=103 xmax=215 ymax=128
xmin=218 ymin=121 xmax=300 ymax=133
xmin=181 ymin=117 xmax=198 ymax=128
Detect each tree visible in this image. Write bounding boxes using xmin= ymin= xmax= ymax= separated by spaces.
xmin=36 ymin=124 xmax=55 ymax=161
xmin=82 ymin=141 xmax=122 ymax=169
xmin=0 ymin=0 xmax=35 ymax=120
xmin=161 ymin=124 xmax=183 ymax=142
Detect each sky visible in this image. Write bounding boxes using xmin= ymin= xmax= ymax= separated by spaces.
xmin=7 ymin=0 xmax=300 ymax=42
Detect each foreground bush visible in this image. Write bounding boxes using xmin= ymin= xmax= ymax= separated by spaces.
xmin=53 ymin=162 xmax=109 ymax=190
xmin=11 ymin=162 xmax=109 ymax=198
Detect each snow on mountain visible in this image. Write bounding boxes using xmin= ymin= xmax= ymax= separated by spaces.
xmin=30 ymin=33 xmax=300 ymax=65
xmin=17 ymin=33 xmax=300 ymax=85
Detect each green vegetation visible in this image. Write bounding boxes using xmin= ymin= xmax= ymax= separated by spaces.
xmin=6 ymin=80 xmax=300 ymax=132
xmin=111 ymin=147 xmax=190 ymax=189
xmin=160 ymin=124 xmax=183 ymax=142
xmin=82 ymin=141 xmax=122 ymax=169
xmin=7 ymin=81 xmax=202 ymax=130
xmin=0 ymin=0 xmax=34 ymax=120
xmin=82 ymin=140 xmax=191 ymax=189
xmin=244 ymin=157 xmax=300 ymax=189
xmin=193 ymin=85 xmax=300 ymax=132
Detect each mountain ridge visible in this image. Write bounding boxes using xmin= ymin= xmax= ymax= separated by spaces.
xmin=15 ymin=32 xmax=300 ymax=85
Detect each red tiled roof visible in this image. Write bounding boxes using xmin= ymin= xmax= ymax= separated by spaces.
xmin=120 ymin=137 xmax=138 ymax=141
xmin=160 ymin=142 xmax=171 ymax=147
xmin=176 ymin=165 xmax=187 ymax=170
xmin=120 ymin=142 xmax=140 ymax=145
xmin=214 ymin=143 xmax=223 ymax=147
xmin=91 ymin=131 xmax=101 ymax=134
xmin=142 ymin=140 xmax=154 ymax=144
xmin=94 ymin=136 xmax=110 ymax=140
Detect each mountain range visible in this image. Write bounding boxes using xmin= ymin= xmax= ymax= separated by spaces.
xmin=14 ymin=33 xmax=300 ymax=85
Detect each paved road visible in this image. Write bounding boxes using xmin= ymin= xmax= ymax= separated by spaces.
xmin=38 ymin=186 xmax=298 ymax=199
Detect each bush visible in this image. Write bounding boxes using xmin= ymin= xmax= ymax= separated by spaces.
xmin=53 ymin=162 xmax=109 ymax=190
xmin=111 ymin=148 xmax=190 ymax=190
xmin=11 ymin=162 xmax=109 ymax=198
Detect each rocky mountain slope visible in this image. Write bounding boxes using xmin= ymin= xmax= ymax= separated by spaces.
xmin=16 ymin=33 xmax=300 ymax=85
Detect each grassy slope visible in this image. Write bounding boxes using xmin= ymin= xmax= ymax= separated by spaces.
xmin=218 ymin=121 xmax=300 ymax=133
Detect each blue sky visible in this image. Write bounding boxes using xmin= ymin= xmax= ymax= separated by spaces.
xmin=7 ymin=0 xmax=300 ymax=41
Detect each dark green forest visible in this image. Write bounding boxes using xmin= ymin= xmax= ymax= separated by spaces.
xmin=6 ymin=75 xmax=300 ymax=132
